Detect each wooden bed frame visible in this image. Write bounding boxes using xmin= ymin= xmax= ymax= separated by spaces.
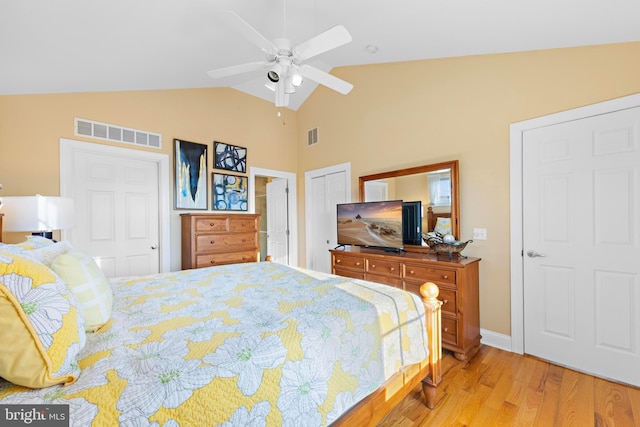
xmin=333 ymin=282 xmax=443 ymax=426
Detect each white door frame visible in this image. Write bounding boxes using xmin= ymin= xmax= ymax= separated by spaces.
xmin=59 ymin=138 xmax=171 ymax=273
xmin=509 ymin=93 xmax=640 ymax=354
xmin=248 ymin=167 xmax=298 ymax=267
xmin=304 ymin=162 xmax=351 ymax=270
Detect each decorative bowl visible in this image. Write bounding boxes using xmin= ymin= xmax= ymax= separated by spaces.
xmin=422 ymin=232 xmax=472 ymax=259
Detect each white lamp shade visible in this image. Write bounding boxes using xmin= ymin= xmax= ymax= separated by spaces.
xmin=1 ymin=196 xmax=75 ymax=232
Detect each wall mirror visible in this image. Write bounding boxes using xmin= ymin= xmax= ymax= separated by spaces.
xmin=359 ymin=160 xmax=459 ymax=253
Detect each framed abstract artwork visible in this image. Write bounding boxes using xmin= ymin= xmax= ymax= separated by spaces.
xmin=212 ymin=173 xmax=248 ymax=211
xmin=214 ymin=141 xmax=247 ymax=173
xmin=174 ymin=139 xmax=208 ymax=210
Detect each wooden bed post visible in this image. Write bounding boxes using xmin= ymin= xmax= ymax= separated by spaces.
xmin=420 ymin=282 xmax=443 ymax=409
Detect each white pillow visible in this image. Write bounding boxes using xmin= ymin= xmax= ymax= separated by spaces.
xmin=25 ymin=241 xmax=74 ymax=267
xmin=50 ymin=249 xmax=113 ymax=332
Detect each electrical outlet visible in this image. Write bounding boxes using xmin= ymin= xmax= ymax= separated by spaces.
xmin=473 ymin=228 xmax=487 ymax=240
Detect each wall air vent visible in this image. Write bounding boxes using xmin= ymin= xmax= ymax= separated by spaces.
xmin=74 ymin=118 xmax=162 ymax=149
xmin=307 ymin=127 xmax=319 ymax=146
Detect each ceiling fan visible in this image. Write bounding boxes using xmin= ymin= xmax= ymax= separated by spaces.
xmin=207 ymin=10 xmax=353 ymax=107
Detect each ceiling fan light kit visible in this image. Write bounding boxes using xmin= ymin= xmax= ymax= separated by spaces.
xmin=207 ymin=10 xmax=353 ymax=108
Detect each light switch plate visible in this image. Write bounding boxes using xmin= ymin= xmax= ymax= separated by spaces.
xmin=473 ymin=228 xmax=487 ymax=240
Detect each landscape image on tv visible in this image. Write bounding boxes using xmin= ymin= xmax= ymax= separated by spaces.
xmin=337 ymin=200 xmax=403 ymax=249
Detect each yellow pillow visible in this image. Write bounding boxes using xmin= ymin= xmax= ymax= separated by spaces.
xmin=0 ymin=253 xmax=86 ymax=388
xmin=434 ymin=217 xmax=452 ymax=236
xmin=51 ymin=250 xmax=113 ymax=332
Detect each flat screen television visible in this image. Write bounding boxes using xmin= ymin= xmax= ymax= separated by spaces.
xmin=336 ymin=200 xmax=404 ymax=251
xmin=402 ymin=201 xmax=423 ymax=245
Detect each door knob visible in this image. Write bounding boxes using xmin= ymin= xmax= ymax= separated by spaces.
xmin=526 ymin=250 xmax=545 ymax=258
xmin=151 ymin=244 xmax=158 ymax=250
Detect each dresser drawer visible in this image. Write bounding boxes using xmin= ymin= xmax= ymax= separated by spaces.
xmin=195 ymin=250 xmax=257 ymax=267
xmin=195 ymin=232 xmax=256 ymax=252
xmin=366 ymin=273 xmax=402 ymax=287
xmin=194 ymin=217 xmax=228 ymax=232
xmin=403 ymin=281 xmax=457 ymax=315
xmin=403 ymin=263 xmax=456 ymax=285
xmin=442 ymin=317 xmax=458 ymax=346
xmin=229 ymin=218 xmax=257 ymax=232
xmin=366 ymin=259 xmax=401 ymax=277
xmin=333 ymin=254 xmax=365 ymax=271
xmin=334 ymin=267 xmax=364 ymax=280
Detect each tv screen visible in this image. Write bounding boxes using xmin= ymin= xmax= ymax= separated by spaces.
xmin=337 ymin=200 xmax=404 ymax=250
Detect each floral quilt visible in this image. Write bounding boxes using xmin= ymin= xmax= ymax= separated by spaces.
xmin=0 ymin=262 xmax=429 ymax=426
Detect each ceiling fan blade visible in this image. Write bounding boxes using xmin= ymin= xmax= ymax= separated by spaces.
xmin=224 ymin=10 xmax=278 ymax=54
xmin=207 ymin=61 xmax=267 ymax=79
xmin=294 ymin=25 xmax=352 ymax=61
xmin=299 ymin=65 xmax=353 ymax=95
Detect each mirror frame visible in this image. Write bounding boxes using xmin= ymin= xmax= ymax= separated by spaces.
xmin=358 ymin=160 xmax=460 ymax=253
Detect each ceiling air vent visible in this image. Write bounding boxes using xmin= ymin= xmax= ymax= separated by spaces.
xmin=308 ymin=127 xmax=319 ymax=146
xmin=74 ymin=118 xmax=162 ymax=149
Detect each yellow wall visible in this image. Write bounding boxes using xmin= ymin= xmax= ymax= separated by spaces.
xmin=296 ymin=42 xmax=640 ymax=336
xmin=0 ymin=88 xmax=298 ymax=269
xmin=2 ymin=42 xmax=640 ymax=338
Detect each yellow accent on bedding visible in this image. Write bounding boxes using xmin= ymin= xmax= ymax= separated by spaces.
xmin=0 ymin=262 xmax=428 ymax=426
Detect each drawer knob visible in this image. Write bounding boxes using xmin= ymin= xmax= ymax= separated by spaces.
xmin=336 ymin=259 xmax=341 ymax=263
xmin=355 ymin=262 xmax=361 ymax=266
xmin=210 ymin=223 xmax=215 ymax=226
xmin=444 ymin=327 xmax=449 ymax=332
xmin=371 ymin=264 xmax=376 ymax=268
xmin=443 ymin=299 xmax=448 ymax=304
xmin=210 ymin=260 xmax=216 ymax=264
xmin=389 ymin=267 xmax=395 ymax=272
xmin=442 ymin=275 xmax=449 ymax=279
xmin=409 ymin=270 xmax=415 ymax=275
xmin=210 ymin=240 xmax=215 ymax=244
xmin=242 ymin=238 xmax=246 ymax=242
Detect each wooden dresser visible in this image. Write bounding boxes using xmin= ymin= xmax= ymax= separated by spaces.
xmin=181 ymin=213 xmax=260 ymax=270
xmin=330 ymin=247 xmax=481 ymax=361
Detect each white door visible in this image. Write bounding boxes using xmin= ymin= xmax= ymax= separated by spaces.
xmin=70 ymin=150 xmax=160 ymax=278
xmin=523 ymin=106 xmax=640 ymax=386
xmin=305 ymin=163 xmax=350 ymax=273
xmin=266 ymin=178 xmax=289 ymax=264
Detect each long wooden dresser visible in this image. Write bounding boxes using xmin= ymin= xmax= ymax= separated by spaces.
xmin=181 ymin=213 xmax=260 ymax=270
xmin=330 ymin=247 xmax=481 ymax=361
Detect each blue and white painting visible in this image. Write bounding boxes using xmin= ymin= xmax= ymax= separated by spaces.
xmin=175 ymin=139 xmax=208 ymax=209
xmin=213 ymin=173 xmax=248 ymax=211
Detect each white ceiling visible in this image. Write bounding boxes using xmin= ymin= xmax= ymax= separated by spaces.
xmin=2 ymin=0 xmax=639 ymax=110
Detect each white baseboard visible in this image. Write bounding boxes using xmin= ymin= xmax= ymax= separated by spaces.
xmin=480 ymin=328 xmax=514 ymax=353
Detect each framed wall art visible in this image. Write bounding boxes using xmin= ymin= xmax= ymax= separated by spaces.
xmin=214 ymin=141 xmax=247 ymax=173
xmin=174 ymin=139 xmax=208 ymax=210
xmin=212 ymin=173 xmax=248 ymax=211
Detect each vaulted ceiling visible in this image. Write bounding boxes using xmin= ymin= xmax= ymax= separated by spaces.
xmin=2 ymin=0 xmax=639 ymax=110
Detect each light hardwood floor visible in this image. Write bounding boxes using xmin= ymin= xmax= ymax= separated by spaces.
xmin=378 ymin=345 xmax=640 ymax=426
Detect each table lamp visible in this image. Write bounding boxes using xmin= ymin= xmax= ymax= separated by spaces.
xmin=1 ymin=195 xmax=75 ymax=240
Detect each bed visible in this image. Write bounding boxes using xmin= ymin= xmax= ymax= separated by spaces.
xmin=0 ymin=237 xmax=442 ymax=426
